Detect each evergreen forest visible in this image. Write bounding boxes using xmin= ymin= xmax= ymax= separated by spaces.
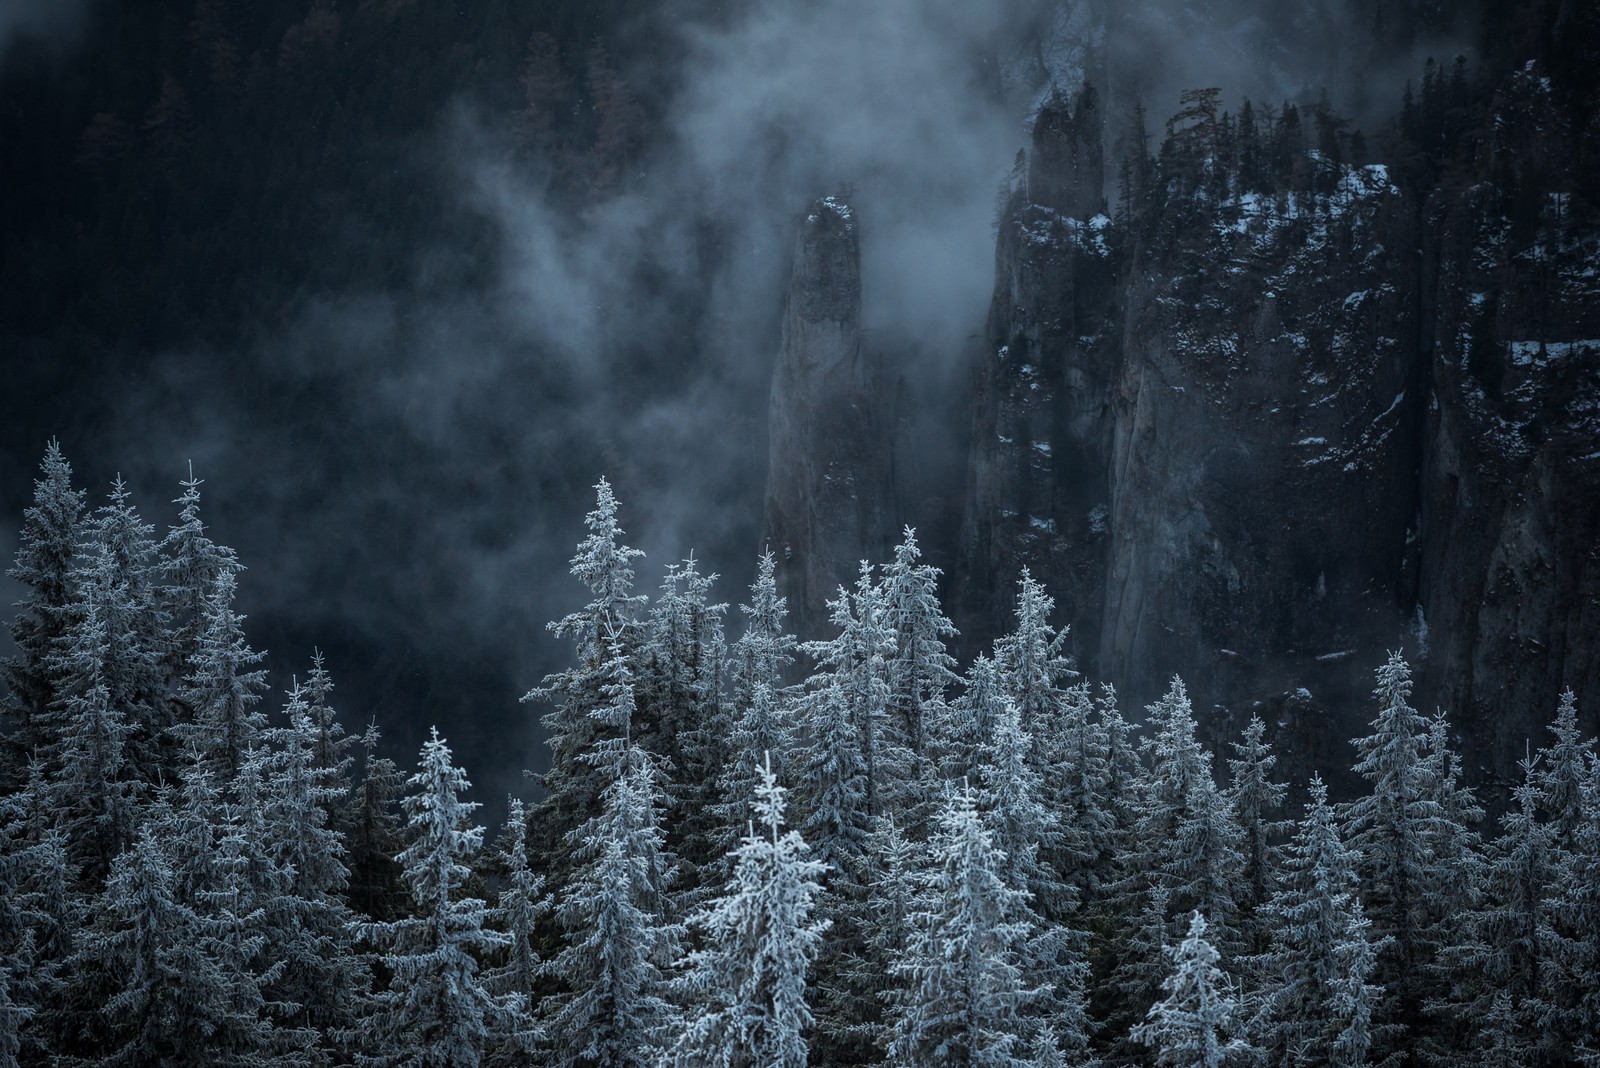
xmin=3 ymin=446 xmax=1598 ymax=1067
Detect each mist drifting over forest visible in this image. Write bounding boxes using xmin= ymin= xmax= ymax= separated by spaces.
xmin=2 ymin=0 xmax=1599 ymax=1064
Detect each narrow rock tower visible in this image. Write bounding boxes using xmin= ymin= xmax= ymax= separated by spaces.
xmin=761 ymin=195 xmax=893 ymax=638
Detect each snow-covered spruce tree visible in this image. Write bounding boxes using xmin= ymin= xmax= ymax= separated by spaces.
xmin=38 ymin=601 xmax=139 ymax=886
xmin=794 ymin=577 xmax=882 ymax=868
xmin=933 ymin=653 xmax=1007 ymax=786
xmin=665 ymin=756 xmax=829 ymax=1068
xmin=158 ymin=466 xmax=241 ymax=690
xmin=1544 ymin=747 xmax=1600 ymax=1064
xmin=173 ymin=570 xmax=269 ymax=789
xmin=1 ymin=779 xmax=75 ymax=1060
xmin=1253 ymin=775 xmax=1385 ymax=1068
xmin=65 ymin=476 xmax=174 ymax=793
xmin=1098 ymin=882 xmax=1175 ymax=1066
xmin=638 ymin=554 xmax=729 ymax=876
xmin=1094 ymin=682 xmax=1145 ymax=899
xmin=1134 ymin=677 xmax=1246 ymax=952
xmin=66 ymin=826 xmax=282 ymax=1067
xmin=525 ymin=477 xmax=649 ymax=875
xmin=215 ymin=748 xmax=325 ymax=1060
xmin=879 ymin=527 xmax=959 ymax=769
xmin=1132 ymin=912 xmax=1253 ymax=1068
xmin=303 ymin=650 xmax=356 ymax=810
xmin=728 ymin=549 xmax=798 ymax=715
xmin=1535 ymin=688 xmax=1595 ymax=845
xmin=817 ymin=812 xmax=921 ymax=1063
xmin=1436 ymin=753 xmax=1554 ymax=1066
xmin=1225 ymin=715 xmax=1287 ymax=953
xmin=545 ymin=741 xmax=682 ymax=1068
xmin=1338 ymin=651 xmax=1439 ymax=1056
xmin=886 ymin=785 xmax=1040 ymax=1068
xmin=978 ymin=690 xmax=1062 ymax=911
xmin=482 ymin=798 xmax=548 ymax=1066
xmin=716 ymin=683 xmax=793 ymax=854
xmin=259 ymin=684 xmax=368 ymax=1053
xmin=345 ymin=720 xmax=408 ymax=922
xmin=357 ymin=729 xmax=530 ymax=1068
xmin=2 ymin=441 xmax=87 ymax=787
xmin=0 ymin=786 xmax=63 ymax=1066
xmin=977 ymin=696 xmax=1092 ymax=1060
xmin=992 ymin=569 xmax=1077 ymax=741
xmin=716 ymin=553 xmax=801 ymax=843
xmin=0 ymin=964 xmax=29 ymax=1068
xmin=798 ymin=564 xmax=902 ymax=828
xmin=1412 ymin=709 xmax=1485 ymax=1067
xmin=1053 ymin=681 xmax=1117 ymax=903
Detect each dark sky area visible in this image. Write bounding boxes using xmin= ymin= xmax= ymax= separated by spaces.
xmin=0 ymin=0 xmax=1490 ymax=814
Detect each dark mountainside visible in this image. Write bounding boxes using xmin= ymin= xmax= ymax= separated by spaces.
xmin=762 ymin=0 xmax=1600 ymax=790
xmin=5 ymin=2 xmax=1600 ymax=1065
xmin=0 ymin=0 xmax=1595 ymax=799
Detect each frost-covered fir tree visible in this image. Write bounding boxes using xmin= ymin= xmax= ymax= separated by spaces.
xmin=976 ymin=688 xmax=1059 ymax=909
xmin=817 ymin=812 xmax=921 ymax=1063
xmin=717 ymin=553 xmax=800 ymax=841
xmin=259 ymin=684 xmax=367 ymax=1052
xmin=639 ymin=554 xmax=729 ymax=873
xmin=887 ymin=785 xmax=1038 ymax=1067
xmin=1135 ymin=677 xmax=1246 ymax=951
xmin=1254 ymin=775 xmax=1384 ymax=1068
xmin=0 ymin=785 xmax=67 ymax=1066
xmin=717 ymin=683 xmax=793 ymax=852
xmin=1226 ymin=716 xmax=1287 ymax=951
xmin=66 ymin=826 xmax=282 ymax=1067
xmin=795 ymin=575 xmax=885 ymax=868
xmin=0 ymin=965 xmax=28 ymax=1068
xmin=1052 ymin=682 xmax=1117 ymax=901
xmin=977 ymin=696 xmax=1092 ymax=1060
xmin=358 ymin=729 xmax=530 ymax=1068
xmin=158 ymin=466 xmax=241 ymax=689
xmin=64 ymin=476 xmax=173 ymax=792
xmin=1412 ymin=709 xmax=1485 ymax=1066
xmin=991 ymin=569 xmax=1076 ymax=740
xmin=879 ymin=527 xmax=959 ymax=766
xmin=482 ymin=798 xmax=548 ymax=1065
xmin=729 ymin=549 xmax=798 ymax=713
xmin=303 ymin=650 xmax=356 ymax=806
xmin=1132 ymin=912 xmax=1252 ymax=1068
xmin=525 ymin=477 xmax=649 ymax=868
xmin=1338 ymin=652 xmax=1441 ymax=1054
xmin=39 ymin=601 xmax=139 ymax=885
xmin=1439 ymin=753 xmax=1553 ymax=1066
xmin=1535 ymin=689 xmax=1594 ymax=844
xmin=174 ymin=570 xmax=269 ymax=787
xmin=665 ymin=756 xmax=829 ymax=1068
xmin=1544 ymin=745 xmax=1600 ymax=1064
xmin=345 ymin=720 xmax=408 ymax=922
xmin=798 ymin=566 xmax=901 ymax=828
xmin=2 ymin=442 xmax=86 ymax=786
xmin=545 ymin=742 xmax=682 ymax=1068
xmin=934 ymin=654 xmax=1007 ymax=785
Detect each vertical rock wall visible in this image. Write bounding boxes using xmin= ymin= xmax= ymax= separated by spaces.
xmin=761 ymin=196 xmax=894 ymax=638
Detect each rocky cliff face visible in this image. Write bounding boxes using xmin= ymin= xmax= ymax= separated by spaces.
xmin=1414 ymin=61 xmax=1600 ymax=780
xmin=762 ymin=196 xmax=894 ymax=636
xmin=957 ymin=56 xmax=1599 ymax=782
xmin=763 ymin=11 xmax=1600 ymax=785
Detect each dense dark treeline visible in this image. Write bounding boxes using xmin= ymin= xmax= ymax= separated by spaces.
xmin=0 ymin=0 xmax=663 ymax=375
xmin=3 ymin=446 xmax=1599 ymax=1066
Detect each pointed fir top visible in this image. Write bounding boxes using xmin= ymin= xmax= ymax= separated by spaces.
xmin=892 ymin=525 xmax=922 ymax=567
xmin=751 ymin=751 xmax=786 ymax=842
xmin=565 ymin=476 xmax=646 ymax=598
xmin=1372 ymin=649 xmax=1416 ymax=716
